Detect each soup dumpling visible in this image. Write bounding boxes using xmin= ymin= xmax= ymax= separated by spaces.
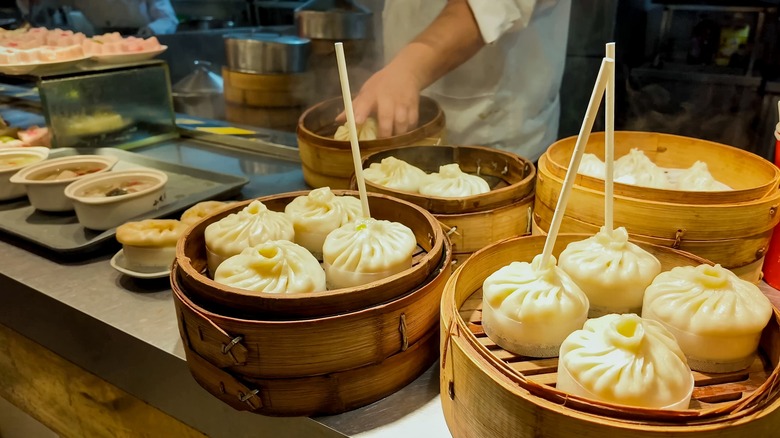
xmin=642 ymin=264 xmax=773 ymax=373
xmin=323 ymin=217 xmax=417 ymax=289
xmin=215 ymin=240 xmax=326 ymax=294
xmin=116 ymin=219 xmax=188 ymax=270
xmin=557 ymin=314 xmax=694 ymax=410
xmin=181 ymin=200 xmax=229 ymax=225
xmin=482 ymin=254 xmax=589 ymax=357
xmin=418 ymin=163 xmax=490 ymax=197
xmin=284 ymin=187 xmax=361 ymax=259
xmin=204 ymin=200 xmax=294 ymax=275
xmin=676 ymin=161 xmax=732 ymax=191
xmin=334 ymin=117 xmax=378 ymax=141
xmin=363 ymin=156 xmax=427 ymax=193
xmin=614 ymin=148 xmax=669 ymax=189
xmin=558 ymin=226 xmax=661 ymax=317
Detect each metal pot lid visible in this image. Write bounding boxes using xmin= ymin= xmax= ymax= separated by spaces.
xmin=172 ymin=60 xmax=224 ymax=95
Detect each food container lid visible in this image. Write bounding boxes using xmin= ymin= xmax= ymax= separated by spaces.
xmin=172 ymin=60 xmax=224 ymax=97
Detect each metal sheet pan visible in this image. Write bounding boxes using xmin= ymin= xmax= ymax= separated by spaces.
xmin=0 ymin=147 xmax=248 ymax=254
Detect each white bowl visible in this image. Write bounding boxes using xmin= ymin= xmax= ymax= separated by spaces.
xmin=64 ymin=169 xmax=168 ymax=230
xmin=0 ymin=147 xmax=50 ymax=201
xmin=10 ymin=155 xmax=119 ymax=212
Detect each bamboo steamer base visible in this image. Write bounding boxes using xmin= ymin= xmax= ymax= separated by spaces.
xmin=531 ymin=204 xmax=766 ymax=283
xmin=440 ymin=235 xmax=780 ymax=437
xmin=183 ymin=327 xmax=438 ymax=417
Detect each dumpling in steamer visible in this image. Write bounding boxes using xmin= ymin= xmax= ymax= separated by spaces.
xmin=334 ymin=117 xmax=378 ymax=141
xmin=214 ymin=240 xmax=326 ymax=294
xmin=180 ymin=200 xmax=229 ymax=225
xmin=116 ymin=219 xmax=188 ymax=270
xmin=418 ymin=163 xmax=490 ymax=197
xmin=284 ymin=188 xmax=361 ymax=259
xmin=204 ymin=200 xmax=294 ymax=275
xmin=642 ymin=264 xmax=773 ymax=373
xmin=614 ymin=148 xmax=669 ymax=189
xmin=558 ymin=226 xmax=661 ymax=317
xmin=576 ymin=153 xmax=606 ymax=179
xmin=676 ymin=161 xmax=732 ymax=191
xmin=322 ymin=217 xmax=417 ymax=289
xmin=557 ymin=314 xmax=694 ymax=410
xmin=363 ymin=156 xmax=427 ymax=193
xmin=481 ymin=254 xmax=589 ymax=357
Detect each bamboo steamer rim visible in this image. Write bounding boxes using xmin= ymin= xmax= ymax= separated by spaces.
xmin=296 ymin=96 xmax=446 ymax=149
xmin=441 ymin=233 xmax=780 ymax=429
xmin=175 ymin=190 xmax=445 ymax=319
xmin=539 ymin=153 xmax=780 ymax=210
xmin=544 ymin=131 xmax=780 ymax=203
xmin=173 ymin=235 xmax=450 ymax=326
xmin=358 ymin=145 xmax=536 ymax=214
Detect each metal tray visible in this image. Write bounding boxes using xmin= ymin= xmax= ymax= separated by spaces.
xmin=0 ymin=147 xmax=248 ymax=254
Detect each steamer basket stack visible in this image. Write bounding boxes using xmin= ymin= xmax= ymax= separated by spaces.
xmin=172 ymin=191 xmax=452 ymax=416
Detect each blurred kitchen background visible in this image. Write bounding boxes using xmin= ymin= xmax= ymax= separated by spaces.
xmin=0 ymin=0 xmax=778 ymax=159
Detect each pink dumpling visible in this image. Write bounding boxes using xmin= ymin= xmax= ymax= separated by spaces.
xmin=141 ymin=37 xmax=161 ymax=51
xmin=17 ymin=49 xmax=37 ymax=63
xmin=0 ymin=49 xmax=19 ymax=64
xmin=0 ymin=139 xmax=26 ymax=148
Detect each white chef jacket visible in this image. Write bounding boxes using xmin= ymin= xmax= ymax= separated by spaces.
xmin=383 ymin=0 xmax=571 ymax=161
xmin=17 ymin=0 xmax=178 ymax=35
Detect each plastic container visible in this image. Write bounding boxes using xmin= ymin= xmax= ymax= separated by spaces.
xmin=761 ymin=123 xmax=780 ymax=289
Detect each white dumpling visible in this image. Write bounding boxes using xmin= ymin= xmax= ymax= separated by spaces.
xmin=642 ymin=264 xmax=773 ymax=373
xmin=558 ymin=226 xmax=661 ymax=317
xmin=614 ymin=148 xmax=669 ymax=189
xmin=576 ymin=153 xmax=605 ymax=179
xmin=334 ymin=117 xmax=378 ymax=141
xmin=418 ymin=163 xmax=490 ymax=197
xmin=363 ymin=156 xmax=427 ymax=193
xmin=557 ymin=314 xmax=693 ymax=410
xmin=284 ymin=188 xmax=361 ymax=259
xmin=675 ymin=161 xmax=732 ymax=191
xmin=214 ymin=240 xmax=326 ymax=294
xmin=481 ymin=254 xmax=589 ymax=357
xmin=204 ymin=200 xmax=295 ymax=275
xmin=322 ymin=217 xmax=417 ymax=290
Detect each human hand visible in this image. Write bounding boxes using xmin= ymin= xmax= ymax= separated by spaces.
xmin=337 ymin=61 xmax=424 ymax=138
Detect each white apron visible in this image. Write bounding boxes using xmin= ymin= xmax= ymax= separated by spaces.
xmin=382 ymin=0 xmax=571 ymax=161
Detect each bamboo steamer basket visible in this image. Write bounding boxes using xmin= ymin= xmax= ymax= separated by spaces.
xmin=176 ymin=190 xmax=445 ymax=319
xmin=172 ymin=243 xmax=448 ymax=416
xmin=536 ymin=132 xmax=780 ymax=281
xmin=358 ymin=145 xmax=536 ymax=264
xmin=297 ymin=96 xmax=446 ymax=189
xmin=440 ymin=234 xmax=780 ymax=437
xmin=222 ymin=67 xmax=310 ymax=108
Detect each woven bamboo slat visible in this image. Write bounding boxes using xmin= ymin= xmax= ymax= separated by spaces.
xmin=176 ymin=191 xmax=444 ymax=319
xmin=297 ymin=96 xmax=446 ymax=189
xmin=440 ymin=234 xmax=780 ymax=437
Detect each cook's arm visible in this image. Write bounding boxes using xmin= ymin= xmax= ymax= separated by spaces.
xmin=140 ymin=0 xmax=178 ymax=35
xmin=346 ymin=0 xmax=538 ymax=137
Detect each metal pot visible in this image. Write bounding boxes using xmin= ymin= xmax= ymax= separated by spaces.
xmin=295 ymin=0 xmax=372 ymax=40
xmin=224 ymin=33 xmax=310 ymax=74
xmin=172 ymin=60 xmax=225 ymax=120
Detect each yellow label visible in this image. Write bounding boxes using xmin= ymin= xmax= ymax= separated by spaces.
xmin=195 ymin=126 xmax=255 ymax=135
xmin=175 ymin=118 xmax=206 ymax=125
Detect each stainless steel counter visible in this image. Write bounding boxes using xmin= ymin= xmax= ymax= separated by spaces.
xmin=0 ymin=138 xmax=451 ymax=438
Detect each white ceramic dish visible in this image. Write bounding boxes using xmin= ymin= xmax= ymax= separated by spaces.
xmin=0 ymin=147 xmax=50 ymax=201
xmin=110 ymin=249 xmax=170 ymax=279
xmin=64 ymin=169 xmax=168 ymax=230
xmin=0 ymin=55 xmax=90 ymax=75
xmin=91 ymin=46 xmax=167 ymax=64
xmin=10 ymin=155 xmax=119 ymax=211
